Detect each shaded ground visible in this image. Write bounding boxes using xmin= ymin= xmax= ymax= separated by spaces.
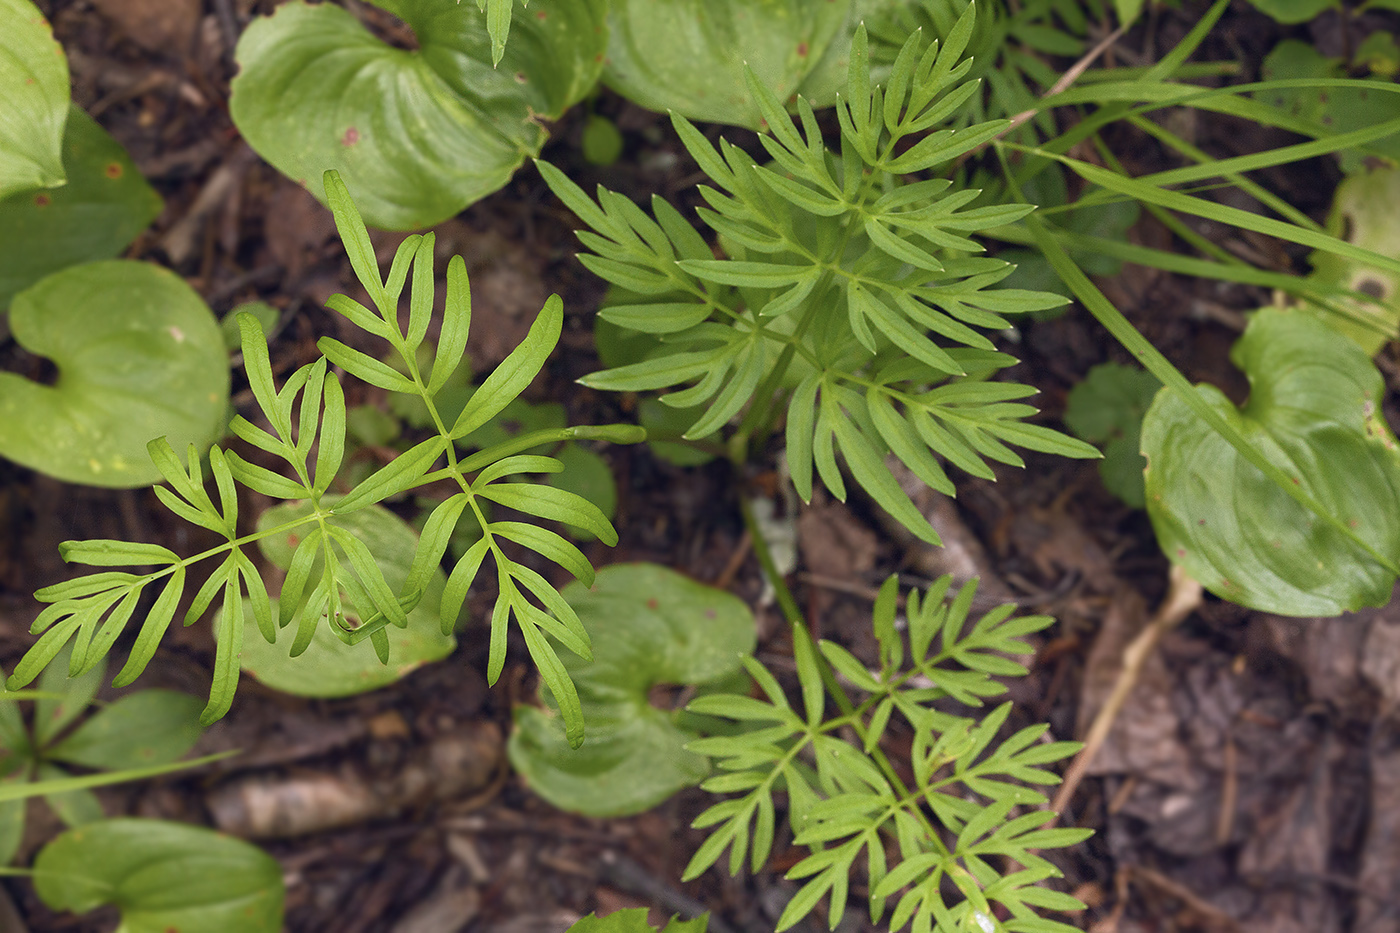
xmin=4 ymin=1 xmax=1400 ymax=931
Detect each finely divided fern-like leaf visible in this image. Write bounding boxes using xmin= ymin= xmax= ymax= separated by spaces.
xmin=543 ymin=7 xmax=1096 ymax=545
xmin=682 ymin=576 xmax=1085 ymax=933
xmin=12 ymin=170 xmax=639 ymax=742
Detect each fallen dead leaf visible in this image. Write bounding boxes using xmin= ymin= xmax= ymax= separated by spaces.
xmin=797 ymin=499 xmax=878 ymax=580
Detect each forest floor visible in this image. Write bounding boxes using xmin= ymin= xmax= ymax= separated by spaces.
xmin=4 ymin=1 xmax=1400 ymax=931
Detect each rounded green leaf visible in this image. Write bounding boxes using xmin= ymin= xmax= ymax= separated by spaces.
xmin=0 ymin=106 xmax=162 ymax=310
xmin=0 ymin=0 xmax=68 ymax=197
xmin=508 ymin=563 xmax=755 ymax=817
xmin=230 ymin=0 xmax=608 ymax=230
xmin=237 ymin=500 xmax=455 ymax=697
xmin=1142 ymin=308 xmax=1400 ymax=616
xmin=46 ymin=690 xmax=204 ymax=771
xmin=602 ymin=0 xmax=859 ymax=129
xmin=0 ymin=261 xmax=229 ymax=487
xmin=33 ymin=818 xmax=284 ymax=933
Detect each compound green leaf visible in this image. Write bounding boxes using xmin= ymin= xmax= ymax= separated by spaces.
xmin=0 ymin=0 xmax=68 ymax=198
xmin=602 ymin=0 xmax=872 ymax=129
xmin=0 ymin=261 xmax=229 ymax=487
xmin=1142 ymin=308 xmax=1400 ymax=615
xmin=34 ymin=642 xmax=105 ymax=748
xmin=0 ymin=106 xmax=161 ymax=310
xmin=237 ymin=499 xmax=453 ymax=697
xmin=33 ymin=818 xmax=284 ymax=933
xmin=230 ymin=0 xmax=607 ymax=230
xmin=567 ymin=909 xmax=709 ymax=933
xmin=508 ymin=563 xmax=755 ymax=817
xmin=545 ymin=443 xmax=618 ymax=540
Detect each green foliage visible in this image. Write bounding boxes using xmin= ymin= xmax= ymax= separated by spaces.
xmin=1064 ymin=362 xmax=1159 ymax=508
xmin=544 ymin=7 xmax=1098 ymax=547
xmin=0 ymin=0 xmax=67 ymax=197
xmin=509 ymin=564 xmax=756 ymax=817
xmin=32 ymin=818 xmax=284 ymax=932
xmin=600 ymin=0 xmax=872 ymax=129
xmin=582 ymin=114 xmax=625 ymax=167
xmin=0 ymin=261 xmax=230 ymax=487
xmin=684 ymin=574 xmax=1087 ymax=932
xmin=567 ymin=909 xmax=709 ymax=933
xmin=234 ymin=500 xmax=456 ymax=697
xmin=0 ymin=106 xmax=162 ymax=310
xmin=0 ymin=648 xmax=204 ymax=865
xmin=1142 ymin=308 xmax=1400 ymax=615
xmin=476 ymin=0 xmax=526 ymax=66
xmin=221 ymin=301 xmax=279 ymax=351
xmin=229 ymin=0 xmax=608 ymax=230
xmin=1304 ymin=165 xmax=1400 ymax=354
xmin=10 ymin=170 xmax=643 ymax=747
xmin=867 ymin=0 xmax=1093 ymax=137
xmin=1245 ymin=0 xmax=1337 ymax=23
xmin=457 ymin=397 xmax=621 ymax=539
xmin=1257 ymin=39 xmax=1400 ymax=173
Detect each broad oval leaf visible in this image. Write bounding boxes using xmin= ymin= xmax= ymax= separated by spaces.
xmin=33 ymin=818 xmax=284 ymax=933
xmin=230 ymin=0 xmax=607 ymax=230
xmin=46 ymin=690 xmax=204 ymax=772
xmin=236 ymin=499 xmax=454 ymax=697
xmin=1142 ymin=308 xmax=1400 ymax=615
xmin=602 ymin=0 xmax=887 ymax=129
xmin=0 ymin=0 xmax=68 ymax=197
xmin=0 ymin=261 xmax=229 ymax=487
xmin=0 ymin=106 xmax=162 ymax=310
xmin=508 ymin=563 xmax=755 ymax=817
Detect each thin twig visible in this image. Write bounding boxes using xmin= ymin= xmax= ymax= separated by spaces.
xmin=1050 ymin=566 xmax=1204 ymax=819
xmin=1005 ymin=23 xmax=1129 ymax=138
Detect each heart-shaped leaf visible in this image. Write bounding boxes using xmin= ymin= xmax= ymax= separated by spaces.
xmin=236 ymin=499 xmax=455 ymax=697
xmin=0 ymin=105 xmax=162 ymax=311
xmin=33 ymin=818 xmax=284 ymax=933
xmin=230 ymin=0 xmax=607 ymax=230
xmin=0 ymin=0 xmax=68 ymax=198
xmin=0 ymin=261 xmax=229 ymax=487
xmin=508 ymin=563 xmax=755 ymax=817
xmin=1142 ymin=307 xmax=1400 ymax=616
xmin=602 ymin=0 xmax=865 ymax=129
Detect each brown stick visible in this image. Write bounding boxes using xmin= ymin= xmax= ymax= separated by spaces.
xmin=1050 ymin=565 xmax=1203 ymax=819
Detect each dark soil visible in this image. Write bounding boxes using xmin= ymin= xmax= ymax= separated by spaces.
xmin=4 ymin=2 xmax=1400 ymax=932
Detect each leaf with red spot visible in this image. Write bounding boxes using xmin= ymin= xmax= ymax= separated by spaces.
xmin=0 ymin=106 xmax=162 ymax=310
xmin=230 ymin=0 xmax=607 ymax=230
